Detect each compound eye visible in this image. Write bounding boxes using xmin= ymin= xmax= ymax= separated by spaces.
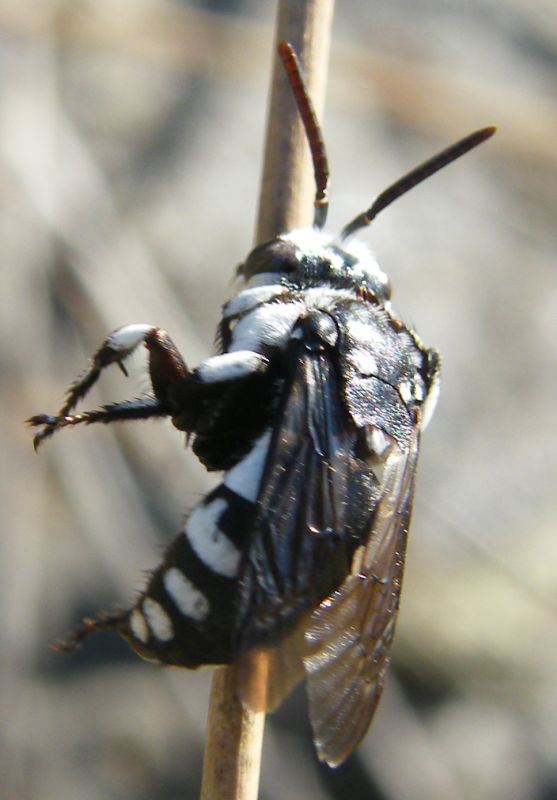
xmin=241 ymin=239 xmax=300 ymax=279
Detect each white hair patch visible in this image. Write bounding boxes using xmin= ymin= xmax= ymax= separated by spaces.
xmin=224 ymin=430 xmax=271 ymax=503
xmin=197 ymin=351 xmax=268 ymax=383
xmin=348 ymin=348 xmax=378 ymax=376
xmin=164 ymin=567 xmax=210 ymax=622
xmin=185 ymin=498 xmax=241 ymax=578
xmin=107 ymin=324 xmax=153 ymax=352
xmin=224 ymin=284 xmax=289 ymax=317
xmin=229 ymin=302 xmax=305 ymax=352
xmin=129 ymin=609 xmax=149 ymax=643
xmin=143 ymin=597 xmax=174 ymax=642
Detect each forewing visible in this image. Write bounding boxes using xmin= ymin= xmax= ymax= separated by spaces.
xmin=303 ymin=427 xmax=420 ymax=767
xmin=236 ymin=318 xmax=378 ymax=710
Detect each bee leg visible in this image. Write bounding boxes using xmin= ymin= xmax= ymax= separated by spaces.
xmin=28 ymin=324 xmax=190 ymax=449
xmin=28 ymin=397 xmax=171 ymax=450
xmin=52 ymin=610 xmax=128 ymax=653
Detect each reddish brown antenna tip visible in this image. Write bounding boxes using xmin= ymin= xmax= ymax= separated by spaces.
xmin=277 ymin=40 xmax=330 ymax=229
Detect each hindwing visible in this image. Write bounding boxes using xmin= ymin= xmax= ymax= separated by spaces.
xmin=304 ymin=427 xmax=419 ymax=766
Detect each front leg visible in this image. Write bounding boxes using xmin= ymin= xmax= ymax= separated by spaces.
xmin=28 ymin=324 xmax=190 ymax=449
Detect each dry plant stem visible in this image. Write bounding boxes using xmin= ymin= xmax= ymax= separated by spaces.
xmin=257 ymin=0 xmax=334 ymax=240
xmin=200 ymin=664 xmax=267 ymax=800
xmin=200 ymin=1 xmax=334 ymax=799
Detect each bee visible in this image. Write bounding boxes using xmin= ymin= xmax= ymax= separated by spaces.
xmin=29 ymin=41 xmax=494 ymax=766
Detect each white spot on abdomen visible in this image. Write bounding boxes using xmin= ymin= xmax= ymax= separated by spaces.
xmin=185 ymin=498 xmax=241 ymax=578
xmin=164 ymin=567 xmax=210 ymax=622
xmin=224 ymin=430 xmax=271 ymax=503
xmin=143 ymin=597 xmax=173 ymax=641
xmin=129 ymin=609 xmax=149 ymax=643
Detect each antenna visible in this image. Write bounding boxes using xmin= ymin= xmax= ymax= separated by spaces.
xmin=278 ymin=41 xmax=330 ymax=230
xmin=340 ymin=126 xmax=496 ymax=240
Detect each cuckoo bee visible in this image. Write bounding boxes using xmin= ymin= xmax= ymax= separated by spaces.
xmin=29 ymin=41 xmax=494 ymax=766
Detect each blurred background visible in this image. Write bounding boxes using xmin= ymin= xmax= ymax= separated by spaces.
xmin=2 ymin=1 xmax=556 ymax=798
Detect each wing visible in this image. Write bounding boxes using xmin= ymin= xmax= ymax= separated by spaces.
xmin=235 ymin=312 xmax=380 ymax=709
xmin=303 ymin=426 xmax=420 ymax=767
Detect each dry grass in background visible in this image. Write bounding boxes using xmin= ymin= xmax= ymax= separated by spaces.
xmin=2 ymin=1 xmax=556 ymax=798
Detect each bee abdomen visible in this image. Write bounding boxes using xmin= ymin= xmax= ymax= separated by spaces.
xmin=121 ymin=431 xmax=272 ymax=667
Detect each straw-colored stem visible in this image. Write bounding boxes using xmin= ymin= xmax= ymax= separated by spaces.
xmin=200 ymin=2 xmax=334 ymax=799
xmin=257 ymin=0 xmax=334 ymax=241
